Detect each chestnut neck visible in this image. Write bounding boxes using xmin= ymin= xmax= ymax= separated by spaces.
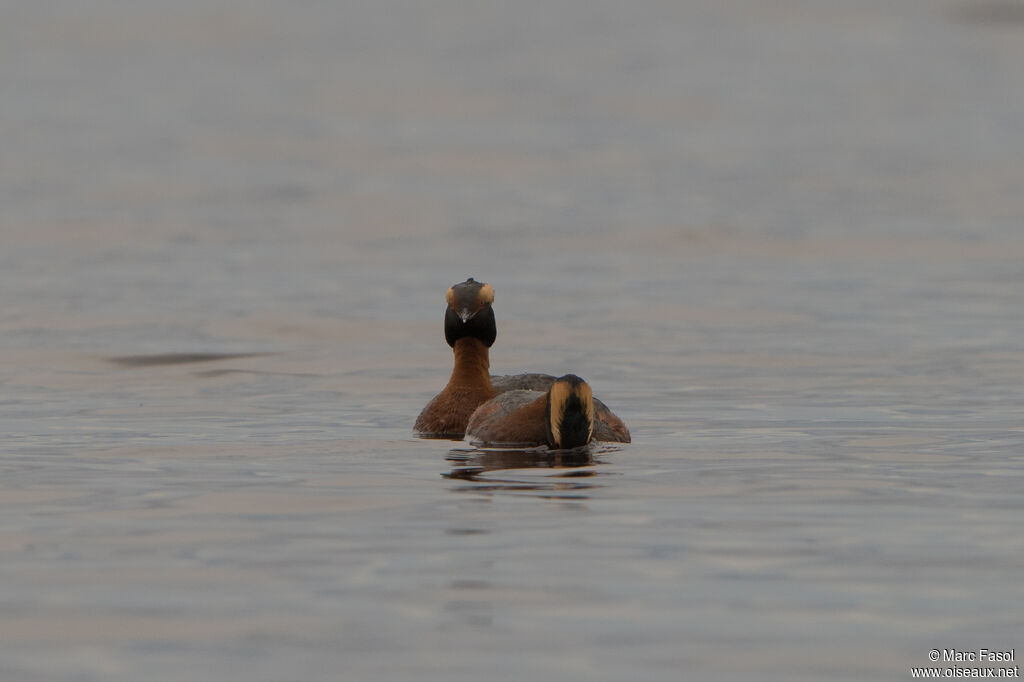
xmin=447 ymin=337 xmax=493 ymax=392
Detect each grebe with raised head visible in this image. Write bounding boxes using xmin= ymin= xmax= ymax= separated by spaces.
xmin=414 ymin=278 xmax=498 ymax=437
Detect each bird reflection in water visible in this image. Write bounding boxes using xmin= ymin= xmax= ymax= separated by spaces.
xmin=442 ymin=444 xmax=622 ymax=499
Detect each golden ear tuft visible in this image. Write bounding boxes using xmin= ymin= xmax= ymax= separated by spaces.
xmin=548 ymin=378 xmax=595 ymax=448
xmin=548 ymin=380 xmax=571 ymax=444
xmin=445 ymin=287 xmax=455 ymax=307
xmin=478 ymin=283 xmax=494 ymax=305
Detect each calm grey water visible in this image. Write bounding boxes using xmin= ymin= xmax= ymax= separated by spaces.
xmin=2 ymin=1 xmax=1023 ymax=680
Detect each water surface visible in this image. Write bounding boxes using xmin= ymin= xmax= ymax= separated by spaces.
xmin=2 ymin=1 xmax=1023 ymax=680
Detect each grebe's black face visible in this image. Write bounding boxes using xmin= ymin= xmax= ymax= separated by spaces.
xmin=545 ymin=374 xmax=595 ymax=449
xmin=443 ymin=278 xmax=496 ymax=348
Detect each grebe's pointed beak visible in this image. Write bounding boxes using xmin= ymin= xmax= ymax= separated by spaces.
xmin=457 ymin=308 xmax=474 ymax=323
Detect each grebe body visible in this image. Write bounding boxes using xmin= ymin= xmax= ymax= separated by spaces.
xmin=466 ymin=374 xmax=630 ymax=449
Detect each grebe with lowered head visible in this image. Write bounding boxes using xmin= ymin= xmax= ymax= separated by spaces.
xmin=414 ymin=278 xmax=498 ymax=438
xmin=466 ymin=374 xmax=630 ymax=449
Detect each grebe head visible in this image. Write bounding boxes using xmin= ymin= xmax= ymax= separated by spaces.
xmin=444 ymin=277 xmax=496 ymax=348
xmin=545 ymin=374 xmax=595 ymax=450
